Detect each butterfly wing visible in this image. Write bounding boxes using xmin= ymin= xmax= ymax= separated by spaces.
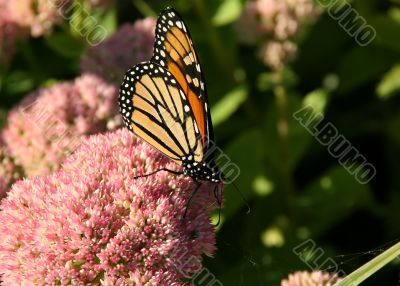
xmin=119 ymin=63 xmax=204 ymax=165
xmin=151 ymin=7 xmax=214 ymax=153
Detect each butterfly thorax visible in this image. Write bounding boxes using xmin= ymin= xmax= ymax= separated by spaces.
xmin=182 ymin=157 xmax=222 ymax=183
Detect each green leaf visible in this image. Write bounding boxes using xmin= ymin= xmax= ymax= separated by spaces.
xmin=3 ymin=70 xmax=34 ymax=95
xmin=302 ymin=89 xmax=329 ymax=115
xmin=257 ymin=69 xmax=298 ymax=92
xmin=369 ymin=14 xmax=400 ymax=52
xmin=263 ymin=93 xmax=312 ymax=171
xmin=45 ymin=32 xmax=86 ymax=58
xmin=131 ymin=0 xmax=157 ymax=17
xmin=212 ymin=0 xmax=242 ymax=26
xmin=376 ymin=64 xmax=400 ymax=99
xmin=295 ymin=167 xmax=373 ymax=236
xmin=336 ymin=46 xmax=395 ymax=94
xmin=90 ymin=7 xmax=117 ymax=38
xmin=0 ymin=109 xmax=6 ymax=129
xmin=211 ymin=85 xmax=247 ymax=126
xmin=222 ymin=129 xmax=269 ymax=220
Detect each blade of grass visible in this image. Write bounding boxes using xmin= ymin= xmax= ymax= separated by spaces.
xmin=334 ymin=241 xmax=400 ymax=286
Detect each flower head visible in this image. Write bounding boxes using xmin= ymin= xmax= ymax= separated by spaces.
xmin=0 ymin=2 xmax=26 ymax=65
xmin=258 ymin=40 xmax=297 ymax=70
xmin=80 ymin=18 xmax=156 ymax=84
xmin=0 ymin=142 xmax=23 ymax=199
xmin=0 ymin=0 xmax=114 ymax=37
xmin=1 ymin=73 xmax=120 ymax=177
xmin=281 ymin=270 xmax=342 ymax=286
xmin=0 ymin=129 xmax=217 ymax=285
xmin=236 ymin=0 xmax=321 ymax=70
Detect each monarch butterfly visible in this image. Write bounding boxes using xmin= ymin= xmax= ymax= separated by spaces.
xmin=118 ymin=7 xmax=224 ymax=217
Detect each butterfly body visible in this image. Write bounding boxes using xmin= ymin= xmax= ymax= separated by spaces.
xmin=118 ymin=7 xmax=223 ymax=185
xmin=182 ymin=159 xmax=222 ymax=183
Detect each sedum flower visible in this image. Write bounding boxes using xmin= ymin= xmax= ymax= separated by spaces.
xmin=1 ymin=73 xmax=121 ymax=177
xmin=80 ymin=18 xmax=156 ymax=84
xmin=0 ymin=0 xmax=114 ymax=37
xmin=0 ymin=2 xmax=26 ymax=65
xmin=0 ymin=142 xmax=23 ymax=200
xmin=0 ymin=129 xmax=217 ymax=285
xmin=281 ymin=270 xmax=342 ymax=286
xmin=258 ymin=40 xmax=297 ymax=71
xmin=236 ymin=0 xmax=321 ymax=70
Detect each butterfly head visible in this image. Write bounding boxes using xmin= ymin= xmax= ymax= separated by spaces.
xmin=182 ymin=156 xmax=223 ymax=183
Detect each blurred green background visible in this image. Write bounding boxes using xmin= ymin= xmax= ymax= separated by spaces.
xmin=1 ymin=0 xmax=400 ymax=285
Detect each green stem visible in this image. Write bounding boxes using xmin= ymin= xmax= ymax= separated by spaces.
xmin=19 ymin=42 xmax=44 ymax=84
xmin=131 ymin=0 xmax=156 ymax=17
xmin=334 ymin=241 xmax=400 ymax=286
xmin=274 ymin=81 xmax=295 ymax=199
xmin=193 ymin=0 xmax=236 ymax=84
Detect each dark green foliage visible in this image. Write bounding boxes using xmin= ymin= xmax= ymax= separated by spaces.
xmin=1 ymin=0 xmax=399 ymax=284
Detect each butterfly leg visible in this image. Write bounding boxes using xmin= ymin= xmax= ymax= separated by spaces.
xmin=134 ymin=168 xmax=183 ymax=179
xmin=182 ymin=181 xmax=201 ymax=220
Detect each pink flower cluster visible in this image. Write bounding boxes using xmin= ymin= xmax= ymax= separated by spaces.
xmin=0 ymin=2 xmax=25 ymax=64
xmin=281 ymin=270 xmax=342 ymax=286
xmin=236 ymin=0 xmax=321 ymax=70
xmin=2 ymin=0 xmax=62 ymax=37
xmin=0 ymin=0 xmax=114 ymax=38
xmin=0 ymin=0 xmax=115 ymax=64
xmin=0 ymin=142 xmax=23 ymax=199
xmin=0 ymin=129 xmax=216 ymax=285
xmin=80 ymin=18 xmax=156 ymax=84
xmin=1 ymin=73 xmax=120 ymax=177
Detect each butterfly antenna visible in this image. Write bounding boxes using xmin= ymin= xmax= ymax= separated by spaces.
xmin=183 ymin=182 xmax=202 ymax=220
xmin=232 ymin=181 xmax=251 ymax=214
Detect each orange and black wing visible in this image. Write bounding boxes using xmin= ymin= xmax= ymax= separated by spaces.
xmin=151 ymin=7 xmax=214 ymax=152
xmin=119 ymin=63 xmax=204 ymax=165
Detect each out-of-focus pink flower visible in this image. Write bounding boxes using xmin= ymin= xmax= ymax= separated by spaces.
xmin=0 ymin=129 xmax=217 ymax=285
xmin=281 ymin=270 xmax=342 ymax=286
xmin=0 ymin=1 xmax=26 ymax=65
xmin=236 ymin=0 xmax=321 ymax=70
xmin=0 ymin=142 xmax=23 ymax=200
xmin=80 ymin=18 xmax=156 ymax=84
xmin=1 ymin=73 xmax=121 ymax=177
xmin=1 ymin=0 xmax=62 ymax=37
xmin=258 ymin=40 xmax=297 ymax=70
xmin=0 ymin=0 xmax=114 ymax=37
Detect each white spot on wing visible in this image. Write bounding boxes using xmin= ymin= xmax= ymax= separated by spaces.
xmin=189 ymin=52 xmax=195 ymax=62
